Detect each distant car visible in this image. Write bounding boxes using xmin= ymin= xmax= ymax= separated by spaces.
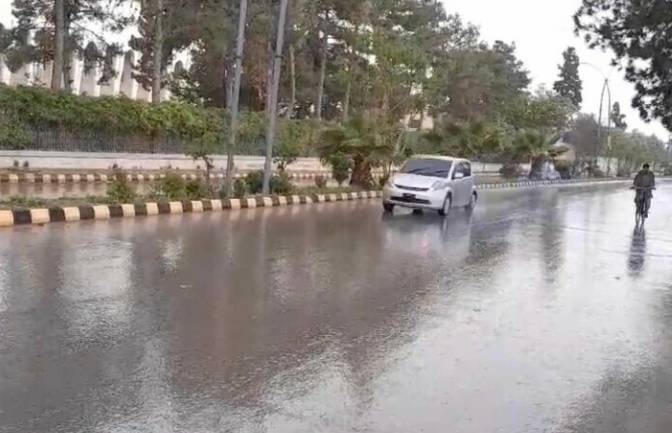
xmin=382 ymin=156 xmax=477 ymax=216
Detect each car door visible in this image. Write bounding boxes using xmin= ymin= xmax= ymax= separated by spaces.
xmin=451 ymin=162 xmax=469 ymax=206
xmin=461 ymin=161 xmax=474 ymax=205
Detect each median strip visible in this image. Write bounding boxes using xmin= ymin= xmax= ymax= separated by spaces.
xmin=0 ymin=191 xmax=383 ymax=228
xmin=0 ymin=178 xmax=634 ymax=228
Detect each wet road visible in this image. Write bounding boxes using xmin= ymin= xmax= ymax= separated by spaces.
xmin=2 ymin=182 xmax=672 ymax=433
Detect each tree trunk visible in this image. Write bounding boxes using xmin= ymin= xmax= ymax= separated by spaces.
xmin=315 ymin=11 xmax=328 ymax=121
xmin=350 ymin=156 xmax=372 ymax=188
xmin=285 ymin=44 xmax=296 ymax=119
xmin=151 ymin=0 xmax=164 ymax=105
xmin=342 ymin=76 xmax=351 ymax=123
xmin=51 ymin=0 xmax=65 ymax=91
xmin=224 ymin=0 xmax=248 ymax=197
xmin=63 ymin=13 xmax=72 ymax=92
xmin=262 ymin=0 xmax=289 ymax=195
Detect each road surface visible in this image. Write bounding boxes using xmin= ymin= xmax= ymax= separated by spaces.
xmin=1 ymin=182 xmax=672 ymax=433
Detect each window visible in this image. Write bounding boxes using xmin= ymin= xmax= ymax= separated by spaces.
xmin=401 ymin=159 xmax=453 ymax=178
xmin=452 ymin=162 xmax=471 ymax=179
xmin=463 ymin=162 xmax=472 ymax=177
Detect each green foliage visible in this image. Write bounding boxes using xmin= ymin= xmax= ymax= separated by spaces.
xmin=153 ymin=173 xmax=186 ymax=200
xmin=244 ymin=170 xmax=264 ymax=194
xmin=233 ymin=178 xmax=247 ymax=199
xmin=553 ymin=47 xmax=582 ymax=109
xmin=499 ymin=163 xmax=525 ymax=178
xmin=327 ymin=152 xmax=352 ymax=186
xmin=185 ymin=179 xmax=209 ymax=199
xmin=611 ymin=102 xmax=627 ymax=130
xmin=274 ymin=120 xmax=315 ymax=171
xmin=575 ymin=0 xmax=672 ymax=130
xmin=107 ymin=170 xmax=136 ymax=203
xmin=319 ymin=115 xmax=397 ymax=187
xmin=0 ymin=116 xmax=31 ymax=149
xmin=0 ymin=85 xmax=227 ymax=148
xmin=271 ymin=172 xmax=294 ymax=195
xmin=314 ymin=175 xmax=327 ymax=189
xmin=244 ymin=170 xmax=294 ymax=195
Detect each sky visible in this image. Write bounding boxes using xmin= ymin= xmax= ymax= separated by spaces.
xmin=0 ymin=1 xmax=669 ymax=139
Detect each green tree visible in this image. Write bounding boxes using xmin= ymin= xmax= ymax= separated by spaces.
xmin=319 ymin=114 xmax=397 ymax=187
xmin=130 ymin=0 xmax=187 ymax=104
xmin=611 ymin=102 xmax=627 ymax=130
xmin=553 ymin=47 xmax=582 ymax=109
xmin=575 ymin=0 xmax=672 ymax=131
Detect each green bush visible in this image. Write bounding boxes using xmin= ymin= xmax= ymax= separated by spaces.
xmin=244 ymin=170 xmax=293 ymax=195
xmin=185 ymin=179 xmax=209 ymax=199
xmin=499 ymin=163 xmax=524 ymax=178
xmin=154 ymin=174 xmax=186 ymax=199
xmin=107 ymin=170 xmax=136 ymax=203
xmin=314 ymin=175 xmax=327 ymax=189
xmin=328 ymin=153 xmax=352 ymax=186
xmin=244 ymin=171 xmax=264 ymax=194
xmin=0 ymin=118 xmax=31 ymax=150
xmin=271 ymin=172 xmax=294 ymax=194
xmin=233 ymin=178 xmax=247 ymax=198
xmin=0 ymin=85 xmax=227 ymax=148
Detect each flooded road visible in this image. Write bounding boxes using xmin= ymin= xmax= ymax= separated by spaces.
xmin=1 ymin=183 xmax=672 ymax=433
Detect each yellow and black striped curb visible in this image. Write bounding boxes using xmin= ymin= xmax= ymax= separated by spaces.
xmin=0 ymin=171 xmax=385 ymax=184
xmin=0 ymin=191 xmax=383 ymax=228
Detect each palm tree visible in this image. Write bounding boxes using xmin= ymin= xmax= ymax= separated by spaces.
xmin=319 ymin=115 xmax=397 ymax=187
xmin=512 ymin=129 xmax=567 ymax=179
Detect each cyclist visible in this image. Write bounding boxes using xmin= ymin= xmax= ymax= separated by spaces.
xmin=633 ymin=163 xmax=656 ymax=218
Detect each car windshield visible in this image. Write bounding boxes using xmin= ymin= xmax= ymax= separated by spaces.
xmin=401 ymin=159 xmax=453 ymax=178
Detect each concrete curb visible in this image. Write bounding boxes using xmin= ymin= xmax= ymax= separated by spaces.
xmin=0 ymin=191 xmax=384 ymax=228
xmin=0 ymin=171 xmax=387 ymax=184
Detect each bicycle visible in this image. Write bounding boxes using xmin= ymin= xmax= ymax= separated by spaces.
xmin=631 ymin=186 xmax=655 ymax=227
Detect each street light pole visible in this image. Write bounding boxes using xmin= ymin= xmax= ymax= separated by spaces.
xmin=580 ymin=62 xmax=613 ymax=175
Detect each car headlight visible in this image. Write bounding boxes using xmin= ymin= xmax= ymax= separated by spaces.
xmin=431 ymin=180 xmax=445 ymax=190
xmin=385 ymin=178 xmax=395 ymax=188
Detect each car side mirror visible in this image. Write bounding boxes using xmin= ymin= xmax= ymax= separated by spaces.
xmin=453 ymin=172 xmax=464 ymax=180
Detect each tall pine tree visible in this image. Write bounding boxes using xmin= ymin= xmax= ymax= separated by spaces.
xmin=553 ymin=46 xmax=582 ymax=109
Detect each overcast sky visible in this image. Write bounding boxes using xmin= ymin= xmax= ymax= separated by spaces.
xmin=0 ymin=1 xmax=668 ymax=139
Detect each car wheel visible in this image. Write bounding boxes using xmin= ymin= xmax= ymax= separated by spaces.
xmin=466 ymin=192 xmax=477 ymax=210
xmin=438 ymin=194 xmax=452 ymax=216
xmin=383 ymin=202 xmax=394 ymax=213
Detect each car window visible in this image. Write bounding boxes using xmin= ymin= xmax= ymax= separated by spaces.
xmin=401 ymin=159 xmax=452 ymax=178
xmin=453 ymin=163 xmax=464 ymax=179
xmin=463 ymin=162 xmax=472 ymax=177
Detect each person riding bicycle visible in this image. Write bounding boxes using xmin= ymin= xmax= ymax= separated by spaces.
xmin=633 ymin=163 xmax=656 ymax=218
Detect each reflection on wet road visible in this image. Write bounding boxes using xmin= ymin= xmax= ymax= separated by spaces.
xmin=1 ymin=183 xmax=672 ymax=433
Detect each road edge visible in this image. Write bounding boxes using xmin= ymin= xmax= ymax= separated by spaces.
xmin=0 ymin=178 xmax=633 ymax=228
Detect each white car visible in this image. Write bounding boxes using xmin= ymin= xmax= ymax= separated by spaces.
xmin=383 ymin=156 xmax=477 ymax=216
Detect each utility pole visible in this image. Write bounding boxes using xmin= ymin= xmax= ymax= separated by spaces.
xmin=595 ymin=78 xmax=612 ymax=174
xmin=225 ymin=0 xmax=249 ymax=197
xmin=262 ymin=0 xmax=289 ymax=195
